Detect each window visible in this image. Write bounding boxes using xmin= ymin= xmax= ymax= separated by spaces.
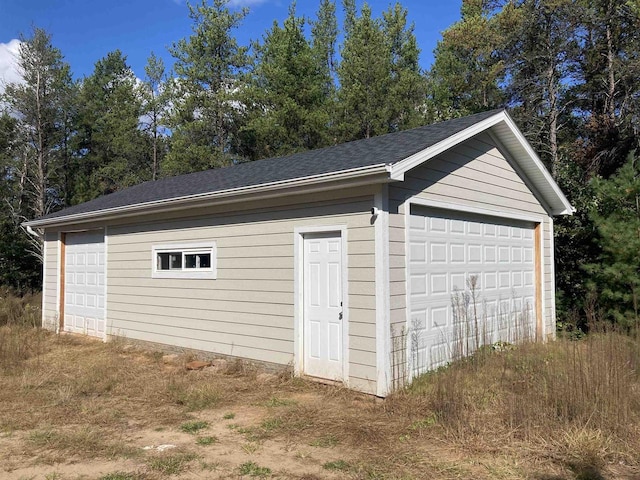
xmin=152 ymin=242 xmax=217 ymax=279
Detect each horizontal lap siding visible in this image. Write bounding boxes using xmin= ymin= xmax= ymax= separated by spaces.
xmin=389 ymin=202 xmax=407 ymax=390
xmin=106 ymin=191 xmax=377 ymax=393
xmin=43 ymin=232 xmax=58 ymax=331
xmin=388 ymin=132 xmax=555 ymax=387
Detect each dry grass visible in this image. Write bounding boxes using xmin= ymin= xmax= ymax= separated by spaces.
xmin=2 ymin=291 xmax=640 ymax=478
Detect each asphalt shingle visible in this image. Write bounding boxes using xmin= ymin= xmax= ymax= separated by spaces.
xmin=39 ymin=109 xmax=502 ymax=221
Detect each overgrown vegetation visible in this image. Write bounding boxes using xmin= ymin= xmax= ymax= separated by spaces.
xmin=0 ymin=288 xmax=44 ymax=370
xmin=1 ymin=302 xmax=639 ymax=478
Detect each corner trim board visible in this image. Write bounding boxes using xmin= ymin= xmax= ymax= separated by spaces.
xmin=374 ymin=186 xmax=392 ymax=397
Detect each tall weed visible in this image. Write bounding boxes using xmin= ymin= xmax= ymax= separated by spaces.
xmin=0 ymin=288 xmax=44 ymax=370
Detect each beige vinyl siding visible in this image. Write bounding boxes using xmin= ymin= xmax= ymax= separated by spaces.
xmin=390 ymin=132 xmax=547 ymax=217
xmin=106 ymin=188 xmax=378 ymax=394
xmin=388 ymin=132 xmax=556 ymax=386
xmin=42 ymin=231 xmax=59 ymax=331
xmin=389 ymin=204 xmax=407 ymax=389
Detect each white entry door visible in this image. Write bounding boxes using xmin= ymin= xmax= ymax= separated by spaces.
xmin=303 ymin=232 xmax=344 ymax=381
xmin=65 ymin=230 xmax=106 ymax=338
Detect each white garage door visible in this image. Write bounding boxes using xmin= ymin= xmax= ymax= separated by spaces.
xmin=64 ymin=230 xmax=106 ymax=338
xmin=409 ymin=206 xmax=536 ymax=374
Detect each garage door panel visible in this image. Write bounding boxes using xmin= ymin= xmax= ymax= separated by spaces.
xmin=64 ymin=230 xmax=105 ymax=338
xmin=409 ymin=206 xmax=536 ymax=374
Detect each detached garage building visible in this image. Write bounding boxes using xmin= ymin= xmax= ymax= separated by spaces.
xmin=27 ymin=109 xmax=573 ymax=397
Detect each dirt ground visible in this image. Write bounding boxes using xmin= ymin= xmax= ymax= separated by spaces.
xmin=1 ymin=331 xmax=639 ymax=480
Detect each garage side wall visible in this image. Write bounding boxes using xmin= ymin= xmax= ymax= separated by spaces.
xmin=388 ymin=132 xmax=556 ymax=384
xmin=106 ymin=188 xmax=378 ymax=394
xmin=42 ymin=231 xmax=59 ymax=331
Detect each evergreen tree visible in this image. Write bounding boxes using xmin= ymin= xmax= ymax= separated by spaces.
xmin=140 ymin=52 xmax=170 ymax=180
xmin=337 ymin=2 xmax=391 ymax=141
xmin=587 ymin=152 xmax=640 ymax=328
xmin=382 ymin=2 xmax=426 ymax=130
xmin=428 ymin=0 xmax=505 ymax=120
xmin=497 ymin=0 xmax=580 ymax=177
xmin=166 ymin=0 xmax=250 ymax=175
xmin=2 ymin=28 xmax=75 ymax=220
xmin=74 ymin=50 xmax=149 ymax=202
xmin=573 ymin=0 xmax=640 ymax=177
xmin=240 ymin=4 xmax=331 ymax=160
xmin=311 ymin=0 xmax=338 ymax=99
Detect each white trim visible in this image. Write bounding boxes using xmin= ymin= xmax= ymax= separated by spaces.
xmin=26 ymin=165 xmax=389 ymax=228
xmin=151 ymin=241 xmax=218 ymax=279
xmin=549 ymin=217 xmax=557 ymax=340
xmin=500 ymin=113 xmax=574 ymax=215
xmin=56 ymin=232 xmax=61 ymax=334
xmin=293 ymin=225 xmax=349 ymax=384
xmin=41 ymin=233 xmax=47 ymax=328
xmin=103 ymin=226 xmax=108 ymax=342
xmin=539 ymin=220 xmax=546 ymax=340
xmin=403 ymin=198 xmax=412 ymax=384
xmin=374 ymin=186 xmax=391 ymax=397
xmin=408 ymin=197 xmax=546 ymax=224
xmin=390 ymin=113 xmax=507 ymax=181
xmin=388 ymin=110 xmax=574 ymax=216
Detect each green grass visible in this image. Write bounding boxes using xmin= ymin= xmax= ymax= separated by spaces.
xmin=310 ymin=434 xmax=339 ymax=448
xmin=239 ymin=461 xmax=272 ymax=477
xmin=323 ymin=460 xmax=352 ymax=471
xmin=264 ymin=397 xmax=297 ymax=407
xmin=196 ymin=435 xmax=217 ymax=446
xmin=147 ymin=452 xmax=197 ymax=475
xmin=222 ymin=412 xmax=236 ymax=420
xmin=179 ymin=420 xmax=209 ymax=434
xmin=99 ymin=473 xmax=139 ymax=480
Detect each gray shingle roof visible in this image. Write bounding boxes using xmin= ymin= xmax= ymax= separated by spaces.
xmin=39 ymin=109 xmax=502 ymax=221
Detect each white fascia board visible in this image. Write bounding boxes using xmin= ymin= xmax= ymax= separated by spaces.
xmin=25 ymin=163 xmax=389 ymax=228
xmin=389 ymin=110 xmax=574 ymax=216
xmin=389 ymin=112 xmax=507 ymax=181
xmin=500 ymin=112 xmax=574 ymax=216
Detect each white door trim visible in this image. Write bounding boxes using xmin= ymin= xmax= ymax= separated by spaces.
xmin=409 ymin=197 xmax=546 ymax=224
xmin=294 ymin=225 xmax=349 ymax=383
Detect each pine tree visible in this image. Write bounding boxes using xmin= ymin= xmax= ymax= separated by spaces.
xmin=573 ymin=0 xmax=640 ymax=177
xmin=428 ymin=0 xmax=505 ymax=120
xmin=382 ymin=2 xmax=426 ymax=130
xmin=2 ymin=28 xmax=75 ymax=220
xmin=74 ymin=50 xmax=149 ymax=202
xmin=240 ymin=4 xmax=331 ymax=160
xmin=140 ymin=52 xmax=170 ymax=180
xmin=166 ymin=0 xmax=250 ymax=175
xmin=588 ymin=152 xmax=640 ymax=328
xmin=337 ymin=2 xmax=392 ymax=141
xmin=311 ymin=0 xmax=338 ymax=99
xmin=497 ymin=0 xmax=580 ymax=177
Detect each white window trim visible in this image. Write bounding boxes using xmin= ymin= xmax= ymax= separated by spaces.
xmin=152 ymin=241 xmax=217 ymax=279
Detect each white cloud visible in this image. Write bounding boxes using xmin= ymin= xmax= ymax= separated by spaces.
xmin=0 ymin=39 xmax=23 ymax=94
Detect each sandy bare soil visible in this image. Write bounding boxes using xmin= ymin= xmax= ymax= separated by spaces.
xmin=1 ymin=330 xmax=639 ymax=480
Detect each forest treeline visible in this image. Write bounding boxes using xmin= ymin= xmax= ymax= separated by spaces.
xmin=1 ymin=0 xmax=639 ymax=327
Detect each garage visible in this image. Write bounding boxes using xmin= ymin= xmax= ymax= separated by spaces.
xmin=63 ymin=230 xmax=106 ymax=338
xmin=408 ymin=205 xmax=538 ymax=374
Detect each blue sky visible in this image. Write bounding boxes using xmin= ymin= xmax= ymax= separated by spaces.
xmin=0 ymin=0 xmax=462 ymax=84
